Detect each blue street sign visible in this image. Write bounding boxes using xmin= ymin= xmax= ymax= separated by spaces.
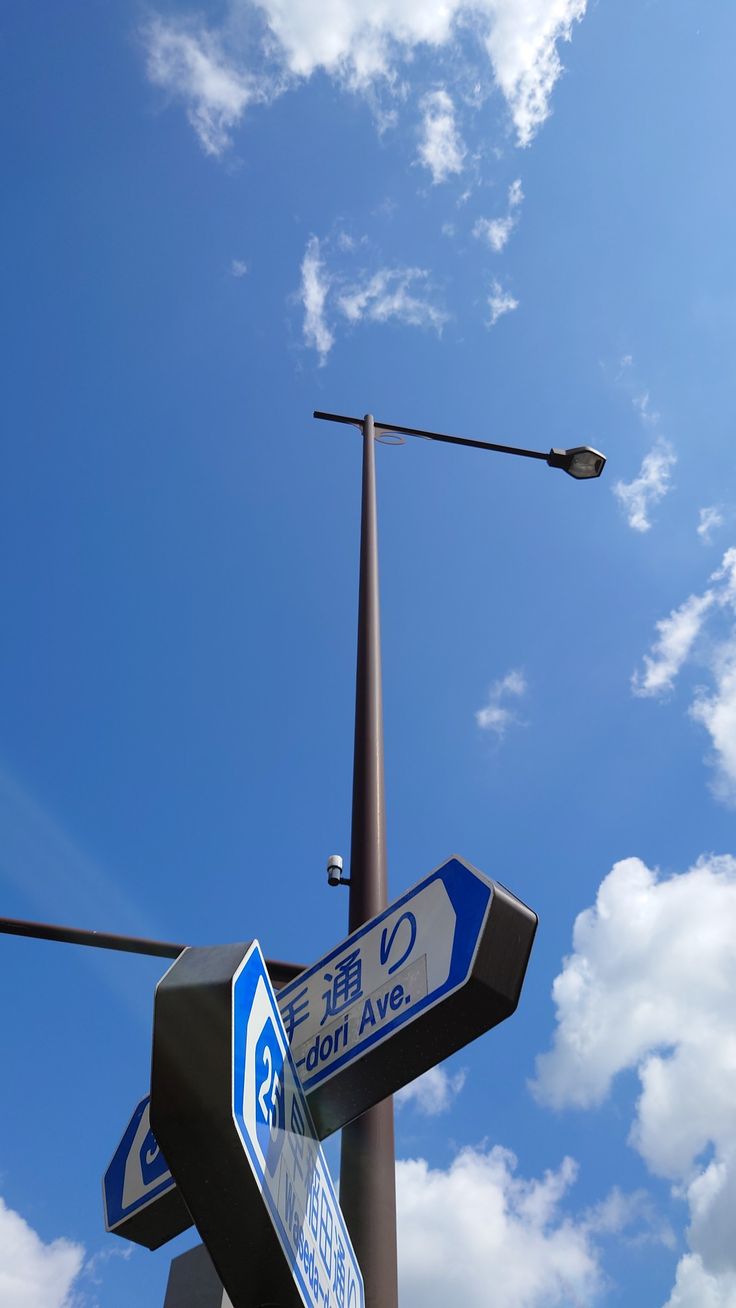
xmin=233 ymin=945 xmax=363 ymax=1308
xmin=151 ymin=941 xmax=364 ymax=1308
xmin=103 ymin=1096 xmax=191 ymax=1249
xmin=114 ymin=855 xmax=536 ymax=1251
xmin=277 ymin=855 xmax=537 ymax=1136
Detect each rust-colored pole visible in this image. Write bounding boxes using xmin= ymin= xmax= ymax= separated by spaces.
xmin=338 ymin=414 xmax=398 ymax=1308
xmin=0 ymin=915 xmax=302 ymax=989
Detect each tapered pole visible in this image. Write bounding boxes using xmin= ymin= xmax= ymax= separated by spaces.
xmin=339 ymin=415 xmax=398 ymax=1308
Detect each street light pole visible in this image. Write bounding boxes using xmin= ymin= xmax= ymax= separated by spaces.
xmin=338 ymin=414 xmax=398 ymax=1308
xmin=314 ymin=407 xmax=606 ymax=1308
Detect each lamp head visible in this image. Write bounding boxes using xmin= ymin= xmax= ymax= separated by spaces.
xmin=547 ymin=445 xmax=606 ymax=480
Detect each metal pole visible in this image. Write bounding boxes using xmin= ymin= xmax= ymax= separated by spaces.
xmin=0 ymin=915 xmax=303 ymax=989
xmin=339 ymin=414 xmax=399 ymax=1308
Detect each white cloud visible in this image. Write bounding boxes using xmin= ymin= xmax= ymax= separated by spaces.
xmin=474 ymin=177 xmax=524 ymax=250
xmin=0 ymin=1195 xmax=84 ymax=1308
xmin=143 ymin=17 xmax=261 ymax=157
xmin=487 ymin=279 xmax=519 ymax=326
xmin=397 ymin=1145 xmax=603 ymax=1307
xmin=143 ymin=1 xmax=588 ymax=155
xmin=299 ymin=236 xmax=334 ymax=363
xmin=632 ymin=591 xmax=716 ymax=697
xmin=632 ymin=549 xmax=736 ymax=798
xmin=474 ymin=214 xmax=514 ymax=251
xmin=665 ymin=1255 xmax=736 ymax=1308
xmin=532 ymin=853 xmax=736 ymax=1305
xmin=249 ymin=0 xmax=452 ymax=83
xmin=613 ymin=438 xmax=676 ymax=532
xmin=610 ymin=365 xmax=678 ymax=534
xmin=633 ymin=390 xmax=660 ymax=427
xmin=396 ymin=1065 xmax=466 ymax=1115
xmin=337 ymin=267 xmax=447 ymax=331
xmin=476 ymin=668 xmax=526 ymax=735
xmin=690 ymin=641 xmax=736 ymax=803
xmin=508 ymin=176 xmax=524 ymax=208
xmin=698 ymin=506 xmax=725 ymax=544
xmin=583 ymin=1186 xmax=674 ymax=1247
xmin=298 ymin=237 xmax=447 ymax=361
xmin=259 ymin=0 xmax=588 ymax=138
xmin=482 ymin=0 xmax=587 ymax=147
xmin=230 ymin=258 xmax=249 ymax=277
xmin=711 ymin=547 xmax=736 ymax=607
xmin=418 ymin=89 xmax=466 ymax=184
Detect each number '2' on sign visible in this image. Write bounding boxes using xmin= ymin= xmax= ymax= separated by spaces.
xmin=255 ymin=1017 xmax=286 ymax=1177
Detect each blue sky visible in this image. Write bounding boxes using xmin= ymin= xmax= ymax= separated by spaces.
xmin=2 ymin=1 xmax=736 ymax=1305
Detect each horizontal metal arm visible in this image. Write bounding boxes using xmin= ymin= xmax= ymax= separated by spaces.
xmin=0 ymin=915 xmax=303 ymax=989
xmin=313 ymin=410 xmax=549 ymax=462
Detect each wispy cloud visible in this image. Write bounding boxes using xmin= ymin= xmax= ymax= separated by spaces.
xmin=633 ymin=548 xmax=736 ymax=698
xmin=532 ymin=852 xmax=736 ymax=1305
xmin=613 ymin=438 xmax=676 ymax=532
xmin=632 ymin=592 xmax=716 ymax=697
xmin=475 ymin=214 xmax=515 ymax=252
xmin=632 ymin=390 xmax=659 ymax=427
xmin=0 ymin=764 xmax=159 ymax=938
xmin=698 ymin=506 xmax=724 ymax=544
xmin=230 ymin=258 xmax=249 ymax=277
xmin=473 ymin=177 xmax=524 ymax=251
xmin=608 ymin=360 xmax=677 ymax=533
xmin=0 ymin=762 xmax=165 ymax=1021
xmin=338 ymin=267 xmax=447 ymax=331
xmin=298 ymin=235 xmax=447 ymax=361
xmin=476 ymin=668 xmax=526 ymax=736
xmin=582 ymin=1188 xmax=674 ymax=1249
xmin=487 ymin=279 xmax=519 ymax=327
xmin=299 ymin=236 xmax=334 ymax=365
xmin=418 ymin=90 xmax=466 ymax=184
xmin=507 ymin=177 xmax=523 ymax=208
xmin=632 ymin=548 xmax=736 ymax=800
xmin=143 ymin=17 xmax=264 ymax=157
xmin=690 ymin=641 xmax=736 ymax=806
xmin=396 ymin=1065 xmax=466 ymax=1115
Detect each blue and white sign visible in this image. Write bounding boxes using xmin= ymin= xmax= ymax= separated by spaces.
xmin=124 ymin=855 xmax=535 ymax=1256
xmin=103 ymin=1096 xmax=191 ymax=1248
xmin=278 ymin=856 xmax=492 ymax=1095
xmin=233 ymin=944 xmax=364 ymax=1308
xmin=275 ymin=855 xmax=537 ymax=1138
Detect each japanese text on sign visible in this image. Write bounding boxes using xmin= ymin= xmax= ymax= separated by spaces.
xmin=235 ymin=963 xmax=363 ymax=1308
xmin=278 ymin=878 xmax=456 ymax=1091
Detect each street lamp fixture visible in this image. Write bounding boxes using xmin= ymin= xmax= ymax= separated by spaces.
xmin=547 ymin=445 xmax=606 ymax=479
xmin=314 ymin=411 xmax=606 ymax=480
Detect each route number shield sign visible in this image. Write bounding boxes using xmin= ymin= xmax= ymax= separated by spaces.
xmin=151 ymin=940 xmax=364 ymax=1308
xmin=103 ymin=1095 xmax=190 ymax=1249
